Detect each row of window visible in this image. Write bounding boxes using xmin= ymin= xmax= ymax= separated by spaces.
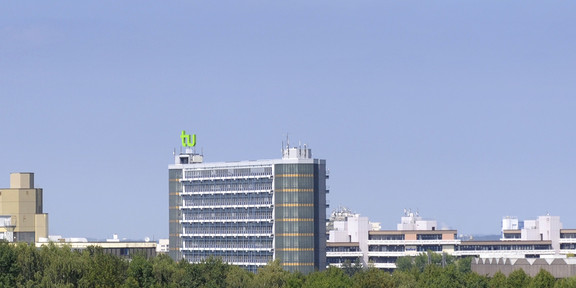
xmin=417 ymin=245 xmax=442 ymax=252
xmin=417 ymin=234 xmax=443 ymax=240
xmin=561 ymin=233 xmax=576 ymax=239
xmin=275 ymin=207 xmax=315 ymax=219
xmin=275 ymin=221 xmax=315 ymax=234
xmin=184 ymin=167 xmax=272 ymax=179
xmin=183 ymin=209 xmax=273 ymax=221
xmin=275 ymin=164 xmax=314 ymax=175
xmin=275 ymin=177 xmax=314 ymax=189
xmin=368 ymin=234 xmax=453 ymax=241
xmin=183 ymin=223 xmax=273 ymax=235
xmin=327 ymin=246 xmax=360 ymax=252
xmin=184 ymin=180 xmax=273 ymax=193
xmin=368 ymin=245 xmax=404 ymax=252
xmin=183 ymin=194 xmax=272 ymax=207
xmin=275 ymin=192 xmax=316 ymax=203
xmin=368 ymin=257 xmax=398 ymax=264
xmin=457 ymin=244 xmax=552 ymax=251
xmin=276 ymin=251 xmax=315 ymax=263
xmin=184 ymin=239 xmax=272 ymax=249
xmin=327 ymin=257 xmax=359 ymax=264
xmin=184 ymin=236 xmax=272 ymax=241
xmin=368 ymin=235 xmax=405 ymax=241
xmin=560 ymin=243 xmax=576 ymax=249
xmin=183 ymin=251 xmax=273 ymax=265
xmin=275 ymin=235 xmax=315 ymax=248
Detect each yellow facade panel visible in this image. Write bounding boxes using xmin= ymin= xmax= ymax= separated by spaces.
xmin=10 ymin=173 xmax=34 ymax=189
xmin=34 ymin=214 xmax=49 ymax=242
xmin=0 ymin=189 xmax=20 ymax=203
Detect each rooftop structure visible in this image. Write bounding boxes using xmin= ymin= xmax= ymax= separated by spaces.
xmin=501 ymin=215 xmax=563 ymax=253
xmin=397 ymin=209 xmax=437 ymax=231
xmin=157 ymin=239 xmax=169 ymax=254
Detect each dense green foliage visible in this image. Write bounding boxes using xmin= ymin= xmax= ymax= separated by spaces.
xmin=1 ymin=242 xmax=576 ymax=287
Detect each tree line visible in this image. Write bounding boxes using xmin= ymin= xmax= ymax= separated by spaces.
xmin=1 ymin=242 xmax=576 ymax=287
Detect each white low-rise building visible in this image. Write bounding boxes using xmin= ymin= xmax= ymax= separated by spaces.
xmin=37 ymin=235 xmax=157 ymax=259
xmin=327 ymin=211 xmax=571 ymax=270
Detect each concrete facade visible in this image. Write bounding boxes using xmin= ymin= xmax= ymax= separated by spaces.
xmin=0 ymin=173 xmax=48 ymax=242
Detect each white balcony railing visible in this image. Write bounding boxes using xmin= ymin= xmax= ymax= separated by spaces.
xmin=367 ymin=240 xmax=461 ymax=246
xmin=326 ymin=251 xmax=363 ymax=258
xmin=452 ymin=249 xmax=556 ymax=257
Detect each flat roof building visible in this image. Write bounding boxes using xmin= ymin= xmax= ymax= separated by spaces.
xmin=0 ymin=173 xmax=48 ymax=243
xmin=501 ymin=215 xmax=563 ymax=253
xmin=327 ymin=209 xmax=459 ymax=270
xmin=327 ymin=211 xmax=574 ymax=271
xmin=37 ymin=235 xmax=157 ymax=259
xmin=169 ymin=142 xmax=327 ymax=273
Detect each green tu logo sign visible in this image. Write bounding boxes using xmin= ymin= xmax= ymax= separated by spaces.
xmin=181 ymin=130 xmax=196 ymax=147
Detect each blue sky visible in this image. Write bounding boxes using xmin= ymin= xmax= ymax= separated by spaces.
xmin=1 ymin=1 xmax=575 ymax=239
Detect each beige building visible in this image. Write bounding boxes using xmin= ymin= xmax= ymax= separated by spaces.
xmin=0 ymin=173 xmax=48 ymax=242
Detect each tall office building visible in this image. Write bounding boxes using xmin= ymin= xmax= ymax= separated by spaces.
xmin=0 ymin=172 xmax=48 ymax=243
xmin=169 ymin=144 xmax=327 ymax=273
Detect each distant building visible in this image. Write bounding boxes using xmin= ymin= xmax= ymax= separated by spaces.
xmin=157 ymin=239 xmax=169 ymax=254
xmin=327 ymin=210 xmax=458 ymax=270
xmin=0 ymin=173 xmax=48 ymax=243
xmin=326 ymin=207 xmax=380 ymax=267
xmin=501 ymin=215 xmax=563 ymax=253
xmin=37 ymin=235 xmax=157 ymax=259
xmin=169 ymin=143 xmax=328 ymax=273
xmin=454 ymin=240 xmax=554 ymax=259
xmin=326 ymin=211 xmax=576 ymax=270
xmin=455 ymin=215 xmax=576 ymax=259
